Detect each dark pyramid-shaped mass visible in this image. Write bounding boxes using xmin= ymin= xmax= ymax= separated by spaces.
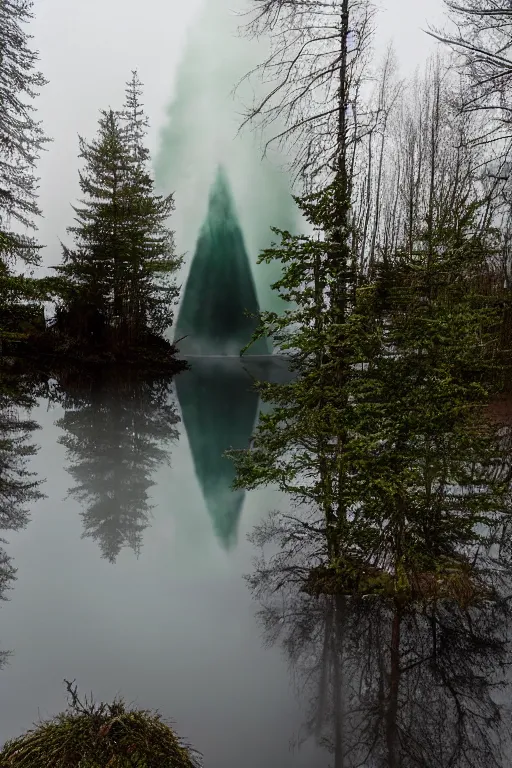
xmin=175 ymin=358 xmax=259 ymax=549
xmin=175 ymin=165 xmax=270 ymax=356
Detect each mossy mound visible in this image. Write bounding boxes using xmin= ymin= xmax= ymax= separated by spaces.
xmin=0 ymin=689 xmax=200 ymax=768
xmin=303 ymin=556 xmax=494 ymax=607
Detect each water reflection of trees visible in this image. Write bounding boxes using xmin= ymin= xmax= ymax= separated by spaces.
xmin=52 ymin=369 xmax=180 ymax=563
xmin=0 ymin=366 xmax=45 ymax=667
xmin=251 ymin=562 xmax=512 ymax=767
xmin=245 ymin=410 xmax=512 ymax=766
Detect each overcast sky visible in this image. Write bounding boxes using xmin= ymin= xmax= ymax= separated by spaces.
xmin=29 ymin=0 xmax=447 ymax=270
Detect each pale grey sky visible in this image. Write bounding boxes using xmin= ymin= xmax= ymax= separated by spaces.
xmin=29 ymin=0 xmax=447 ymax=271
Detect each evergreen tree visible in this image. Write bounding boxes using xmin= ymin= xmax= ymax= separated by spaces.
xmin=359 ymin=202 xmax=502 ymax=572
xmin=228 ymin=183 xmax=504 ymax=593
xmin=53 ymin=109 xmax=128 ymax=335
xmin=54 ymin=372 xmax=179 ymax=563
xmin=227 ymin=0 xmax=506 ymax=593
xmin=0 ymin=0 xmax=52 ymax=352
xmin=55 ymin=77 xmax=181 ymax=342
xmin=119 ymin=71 xmax=149 ymax=167
xmin=0 ymin=0 xmax=49 ymax=267
xmin=118 ymin=71 xmax=182 ymax=339
xmin=228 ymin=182 xmax=364 ymax=562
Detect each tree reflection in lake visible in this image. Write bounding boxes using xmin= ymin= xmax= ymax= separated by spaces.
xmin=249 ymin=560 xmax=512 ymax=767
xmin=243 ymin=404 xmax=512 ymax=767
xmin=0 ymin=365 xmax=45 ymax=667
xmin=52 ymin=369 xmax=180 ymax=563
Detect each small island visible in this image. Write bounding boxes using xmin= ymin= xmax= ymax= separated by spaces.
xmin=1 ymin=71 xmax=187 ymax=376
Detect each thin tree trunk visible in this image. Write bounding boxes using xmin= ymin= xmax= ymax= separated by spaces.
xmin=386 ymin=603 xmax=401 ymax=768
xmin=332 ymin=594 xmax=346 ymax=768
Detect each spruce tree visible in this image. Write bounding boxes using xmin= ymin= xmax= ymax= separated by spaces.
xmin=228 ymin=182 xmax=363 ymax=562
xmin=0 ymin=0 xmax=49 ymax=267
xmin=118 ymin=71 xmax=181 ymax=339
xmin=0 ymin=0 xmax=51 ymax=350
xmin=228 ymin=185 xmax=505 ymax=595
xmin=228 ymin=0 xmax=506 ymax=593
xmin=362 ymin=201 xmax=502 ymax=573
xmin=55 ymin=76 xmax=181 ymax=343
xmin=53 ymin=109 xmax=128 ymax=336
xmin=119 ymin=71 xmax=148 ymax=166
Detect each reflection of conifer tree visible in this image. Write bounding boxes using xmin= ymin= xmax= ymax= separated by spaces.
xmin=0 ymin=370 xmax=44 ymax=593
xmin=246 ymin=411 xmax=512 ymax=766
xmin=0 ymin=541 xmax=16 ymax=669
xmin=480 ymin=414 xmax=512 ymax=576
xmin=251 ymin=563 xmax=512 ymax=767
xmin=0 ymin=367 xmax=45 ymax=667
xmin=54 ymin=371 xmax=179 ymax=563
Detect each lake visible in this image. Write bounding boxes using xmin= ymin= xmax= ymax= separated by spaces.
xmin=0 ymin=356 xmax=510 ymax=767
xmin=0 ymin=357 xmax=325 ymax=767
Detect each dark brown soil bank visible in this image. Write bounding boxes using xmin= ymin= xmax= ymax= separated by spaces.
xmin=1 ymin=326 xmax=189 ymax=376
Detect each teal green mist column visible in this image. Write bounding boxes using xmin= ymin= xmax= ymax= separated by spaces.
xmin=174 ymin=165 xmax=270 ymax=356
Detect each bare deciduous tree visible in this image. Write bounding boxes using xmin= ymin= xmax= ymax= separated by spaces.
xmin=425 ymin=1 xmax=512 ymax=149
xmin=371 ymin=54 xmax=494 ymax=272
xmin=235 ymin=0 xmax=378 ymax=189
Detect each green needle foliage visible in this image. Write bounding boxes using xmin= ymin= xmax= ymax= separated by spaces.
xmin=229 ymin=181 xmax=508 ymax=598
xmin=0 ymin=682 xmax=200 ymax=768
xmin=344 ymin=199 xmax=504 ymax=578
xmin=0 ymin=0 xmax=50 ymax=268
xmin=53 ymin=73 xmax=181 ymax=345
xmin=0 ymin=0 xmax=51 ymax=350
xmin=228 ymin=181 xmax=371 ymax=561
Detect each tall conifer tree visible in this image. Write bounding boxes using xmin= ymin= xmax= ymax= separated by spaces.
xmin=0 ymin=0 xmax=49 ymax=267
xmin=55 ymin=75 xmax=181 ymax=341
xmin=55 ymin=109 xmax=129 ymax=329
xmin=118 ymin=71 xmax=181 ymax=338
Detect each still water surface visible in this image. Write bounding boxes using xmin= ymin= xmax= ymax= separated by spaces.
xmin=0 ymin=357 xmax=325 ymax=767
xmin=0 ymin=357 xmax=511 ymax=766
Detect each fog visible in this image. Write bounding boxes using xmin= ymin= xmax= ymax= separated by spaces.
xmin=29 ymin=0 xmax=447 ymax=279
